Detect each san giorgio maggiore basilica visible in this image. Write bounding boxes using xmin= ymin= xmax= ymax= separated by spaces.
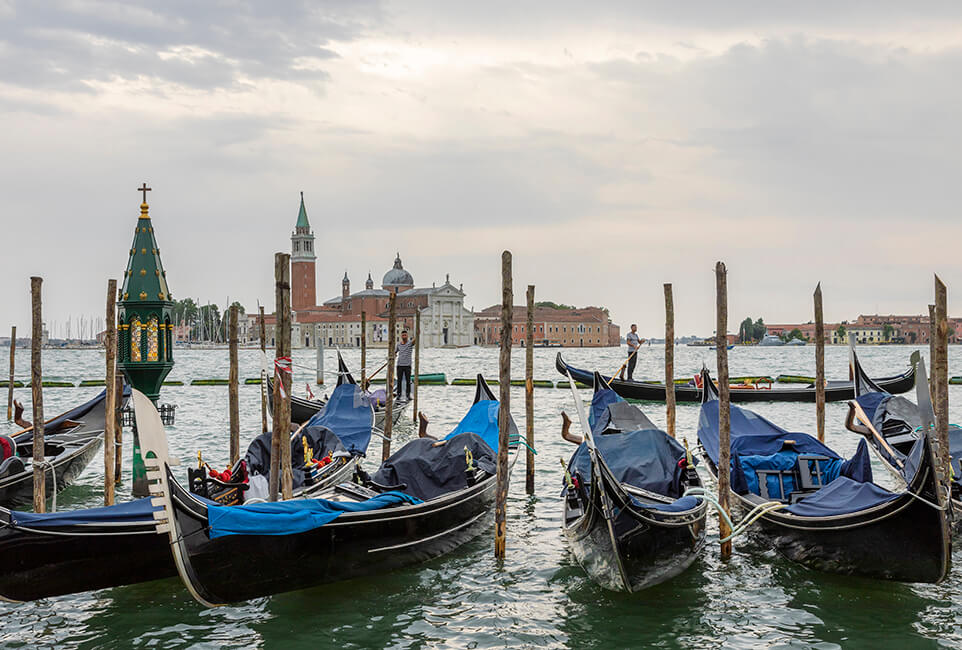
xmin=261 ymin=194 xmax=475 ymax=349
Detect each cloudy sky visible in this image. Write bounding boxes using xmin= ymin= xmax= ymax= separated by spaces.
xmin=1 ymin=1 xmax=960 ymax=338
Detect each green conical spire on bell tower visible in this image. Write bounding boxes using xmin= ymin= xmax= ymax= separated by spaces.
xmin=117 ymin=183 xmax=175 ymax=404
xmin=296 ymin=191 xmax=310 ymax=230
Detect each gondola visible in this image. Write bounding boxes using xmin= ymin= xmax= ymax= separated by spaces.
xmin=696 ymin=362 xmax=951 ymax=583
xmin=845 ymin=344 xmax=962 ymax=525
xmin=560 ymin=372 xmax=707 ymax=591
xmin=143 ymin=374 xmax=517 ymax=606
xmin=0 ymin=388 xmax=118 ymax=507
xmin=558 ymin=352 xmax=916 ymax=403
xmin=0 ymin=369 xmax=373 ymax=602
xmin=267 ymin=353 xmax=410 ymax=429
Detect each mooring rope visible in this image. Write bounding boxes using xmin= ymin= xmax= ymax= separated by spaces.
xmin=34 ymin=459 xmax=58 ymax=513
xmin=683 ymin=487 xmax=786 ymax=543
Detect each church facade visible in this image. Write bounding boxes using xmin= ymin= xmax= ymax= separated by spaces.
xmin=261 ymin=194 xmax=474 ymax=349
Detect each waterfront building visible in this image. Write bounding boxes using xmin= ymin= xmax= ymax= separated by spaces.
xmin=474 ymin=305 xmax=620 ymax=347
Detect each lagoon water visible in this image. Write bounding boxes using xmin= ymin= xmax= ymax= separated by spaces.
xmin=2 ymin=344 xmax=961 ymax=649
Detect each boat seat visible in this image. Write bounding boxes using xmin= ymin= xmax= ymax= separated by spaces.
xmin=756 ymin=468 xmax=794 ymax=501
xmin=0 ymin=455 xmax=25 ymax=479
xmin=886 ymin=432 xmax=918 ymax=447
xmin=0 ymin=434 xmax=15 ymax=462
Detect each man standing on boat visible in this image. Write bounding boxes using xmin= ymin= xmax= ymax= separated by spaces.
xmin=396 ymin=330 xmax=415 ymax=401
xmin=621 ymin=324 xmax=641 ymax=381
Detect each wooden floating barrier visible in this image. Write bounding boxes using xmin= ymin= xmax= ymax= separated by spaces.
xmin=162 ymin=380 xmax=185 ymax=386
xmin=79 ymin=379 xmax=106 ymax=387
xmin=244 ymin=377 xmax=263 ymax=384
xmin=25 ymin=380 xmax=74 ymax=388
xmin=0 ymin=380 xmax=25 ymax=388
xmin=370 ymin=373 xmax=446 ymax=385
xmin=190 ymin=379 xmax=229 ymax=386
xmin=776 ymin=374 xmax=816 ymax=384
xmin=950 ymin=377 xmax=962 ymax=385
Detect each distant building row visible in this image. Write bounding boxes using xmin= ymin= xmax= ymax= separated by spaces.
xmin=766 ymin=313 xmax=962 ymax=345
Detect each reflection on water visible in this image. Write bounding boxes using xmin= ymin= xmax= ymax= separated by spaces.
xmin=1 ymin=345 xmax=960 ymax=648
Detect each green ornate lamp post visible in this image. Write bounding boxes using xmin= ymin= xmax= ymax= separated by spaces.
xmin=117 ymin=183 xmax=174 ymax=496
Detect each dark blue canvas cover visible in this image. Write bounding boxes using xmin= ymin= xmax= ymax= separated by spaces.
xmin=443 ymin=399 xmax=509 ymax=452
xmin=373 ymin=432 xmax=496 ymax=501
xmin=305 ymin=382 xmax=373 ymax=456
xmin=589 ymin=388 xmax=622 ymax=434
xmin=568 ymin=430 xmax=688 ymax=499
xmin=11 ymin=497 xmax=157 ymax=527
xmin=785 ymin=476 xmax=899 ymax=517
xmin=245 ymin=426 xmax=347 ymax=490
xmin=206 ymin=491 xmax=422 ymax=538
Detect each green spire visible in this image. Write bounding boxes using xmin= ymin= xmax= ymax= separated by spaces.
xmin=296 ymin=191 xmax=310 ymax=229
xmin=120 ymin=202 xmax=171 ymax=303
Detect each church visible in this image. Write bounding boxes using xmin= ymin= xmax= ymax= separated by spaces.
xmin=260 ymin=194 xmax=474 ymax=349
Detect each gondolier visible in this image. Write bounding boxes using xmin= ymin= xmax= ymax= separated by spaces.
xmin=621 ymin=324 xmax=641 ymax=381
xmin=396 ymin=330 xmax=415 ymax=401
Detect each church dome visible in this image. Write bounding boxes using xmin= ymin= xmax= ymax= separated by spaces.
xmin=382 ymin=253 xmax=414 ymax=288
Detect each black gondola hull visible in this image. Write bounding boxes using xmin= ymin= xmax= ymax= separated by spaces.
xmin=166 ymin=461 xmax=507 ymax=604
xmin=557 ymin=354 xmax=915 ymax=403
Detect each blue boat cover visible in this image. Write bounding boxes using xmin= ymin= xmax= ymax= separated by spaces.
xmin=785 ymin=476 xmax=899 ymax=517
xmin=305 ymin=383 xmax=373 ymax=456
xmin=443 ymin=399 xmax=503 ymax=452
xmin=950 ymin=427 xmax=962 ymax=482
xmin=636 ymin=494 xmax=702 ymax=513
xmin=374 ymin=432 xmax=496 ymax=501
xmin=589 ymin=388 xmax=622 ymax=434
xmin=854 ymin=392 xmax=888 ymax=426
xmin=568 ymin=429 xmax=688 ymax=499
xmin=206 ymin=491 xmax=422 ymax=539
xmin=11 ymin=497 xmax=157 ymax=527
xmin=840 ymin=439 xmax=873 ymax=484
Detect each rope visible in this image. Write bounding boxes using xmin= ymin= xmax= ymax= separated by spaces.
xmin=508 ymin=433 xmax=537 ymax=455
xmin=273 ymin=357 xmax=292 ymax=398
xmin=35 ymin=459 xmax=57 ymax=513
xmin=683 ymin=487 xmax=786 ymax=543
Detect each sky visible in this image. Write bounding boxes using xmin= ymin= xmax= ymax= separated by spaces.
xmin=1 ymin=1 xmax=960 ymax=338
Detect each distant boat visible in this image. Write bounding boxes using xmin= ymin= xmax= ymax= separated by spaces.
xmin=708 ymin=344 xmax=735 ymax=350
xmin=786 ymin=338 xmax=806 ymax=346
xmin=759 ymin=334 xmax=785 ymax=347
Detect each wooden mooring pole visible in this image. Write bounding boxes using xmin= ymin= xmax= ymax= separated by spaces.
xmin=6 ymin=325 xmax=14 ymax=421
xmin=929 ymin=304 xmax=938 ymax=407
xmin=715 ymin=262 xmax=732 ymax=559
xmin=259 ymin=305 xmax=267 ymax=434
xmin=495 ymin=251 xmax=513 ymax=559
xmin=228 ymin=304 xmax=240 ymax=465
xmin=361 ymin=311 xmax=367 ymax=390
xmin=383 ymin=293 xmax=397 ymax=462
xmin=525 ymin=284 xmax=535 ymax=494
xmin=30 ymin=277 xmax=45 ymax=513
xmin=113 ymin=373 xmax=123 ymax=484
xmin=269 ymin=253 xmax=293 ymax=501
xmin=935 ymin=276 xmax=950 ymax=483
xmin=413 ymin=310 xmax=420 ymax=424
xmin=814 ymin=283 xmax=825 ymax=443
xmin=104 ymin=279 xmax=117 ymax=505
xmin=664 ymin=283 xmax=675 ymax=438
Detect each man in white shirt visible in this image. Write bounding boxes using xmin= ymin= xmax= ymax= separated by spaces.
xmin=622 ymin=324 xmax=641 ymax=381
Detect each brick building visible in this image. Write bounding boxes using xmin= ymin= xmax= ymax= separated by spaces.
xmin=766 ymin=313 xmax=962 ymax=345
xmin=474 ymin=305 xmax=620 ymax=347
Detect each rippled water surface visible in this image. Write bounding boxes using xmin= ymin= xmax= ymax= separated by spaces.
xmin=2 ymin=344 xmax=961 ymax=648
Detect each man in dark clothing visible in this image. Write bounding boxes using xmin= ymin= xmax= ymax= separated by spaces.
xmin=621 ymin=324 xmax=641 ymax=381
xmin=396 ymin=330 xmax=415 ymax=400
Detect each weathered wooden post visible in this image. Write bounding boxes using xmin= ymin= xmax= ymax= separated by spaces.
xmin=715 ymin=262 xmax=732 ymax=559
xmin=383 ymin=293 xmax=397 ymax=462
xmin=30 ymin=277 xmax=45 ymax=513
xmin=525 ymin=284 xmax=535 ymax=494
xmin=316 ymin=336 xmax=324 ymax=385
xmin=269 ymin=253 xmax=293 ymax=501
xmin=495 ymin=251 xmax=513 ymax=559
xmin=361 ymin=310 xmax=367 ymax=389
xmin=228 ymin=304 xmax=240 ymax=465
xmin=113 ymin=373 xmax=123 ymax=484
xmin=664 ymin=283 xmax=676 ymax=438
xmin=935 ymin=276 xmax=950 ymax=482
xmin=412 ymin=310 xmax=420 ymax=424
xmin=104 ymin=279 xmax=117 ymax=505
xmin=814 ymin=283 xmax=826 ymax=443
xmin=259 ymin=305 xmax=267 ymax=434
xmin=929 ymin=304 xmax=938 ymax=407
xmin=6 ymin=326 xmax=14 ymax=421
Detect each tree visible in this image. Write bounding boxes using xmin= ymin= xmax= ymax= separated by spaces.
xmin=752 ymin=318 xmax=766 ymax=341
xmin=882 ymin=324 xmax=894 ymax=341
xmin=229 ymin=301 xmax=246 ymax=316
xmin=738 ymin=317 xmax=755 ymax=343
xmin=785 ymin=328 xmax=804 ymax=342
xmin=836 ymin=324 xmax=846 ymax=341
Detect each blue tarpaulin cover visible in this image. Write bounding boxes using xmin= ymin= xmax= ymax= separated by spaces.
xmin=305 ymin=383 xmax=373 ymax=456
xmin=11 ymin=498 xmax=157 ymax=527
xmin=589 ymin=389 xmax=622 ymax=434
xmin=568 ymin=429 xmax=687 ymax=498
xmin=785 ymin=476 xmax=899 ymax=517
xmin=374 ymin=432 xmax=495 ymax=501
xmin=443 ymin=400 xmax=502 ymax=452
xmin=638 ymin=495 xmax=702 ymax=512
xmin=206 ymin=491 xmax=422 ymax=538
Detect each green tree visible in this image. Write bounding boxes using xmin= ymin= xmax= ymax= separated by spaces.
xmin=784 ymin=328 xmax=804 ymax=342
xmin=738 ymin=317 xmax=755 ymax=343
xmin=882 ymin=324 xmax=894 ymax=341
xmin=752 ymin=318 xmax=766 ymax=341
xmin=836 ymin=324 xmax=847 ymax=341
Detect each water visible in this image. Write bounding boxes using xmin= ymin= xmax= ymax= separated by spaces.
xmin=2 ymin=344 xmax=961 ymax=649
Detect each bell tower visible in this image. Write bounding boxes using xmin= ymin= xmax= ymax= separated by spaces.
xmin=291 ymin=192 xmax=316 ymax=311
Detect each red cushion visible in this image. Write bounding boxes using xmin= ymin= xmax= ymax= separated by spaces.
xmin=0 ymin=436 xmax=14 ymax=462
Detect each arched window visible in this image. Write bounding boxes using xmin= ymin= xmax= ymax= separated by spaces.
xmin=130 ymin=317 xmax=142 ymax=362
xmin=147 ymin=316 xmax=159 ymax=361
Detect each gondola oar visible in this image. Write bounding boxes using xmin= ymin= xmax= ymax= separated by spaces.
xmin=607 ymin=349 xmax=639 ymax=387
xmin=564 ymin=370 xmax=632 ymax=590
xmin=847 ymin=400 xmax=905 ymax=470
